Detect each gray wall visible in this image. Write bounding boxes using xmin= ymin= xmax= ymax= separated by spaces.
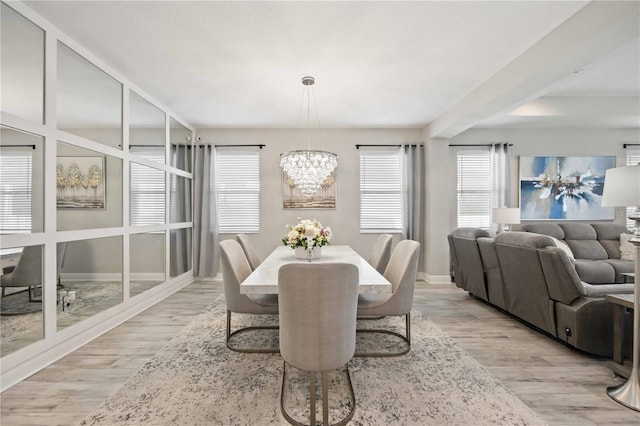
xmin=197 ymin=128 xmax=423 ymax=267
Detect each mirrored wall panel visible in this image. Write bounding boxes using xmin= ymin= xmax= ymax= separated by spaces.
xmin=57 ymin=141 xmax=123 ymax=231
xmin=57 ymin=236 xmax=122 ymax=331
xmin=0 ymin=127 xmax=44 ymax=234
xmin=170 ymin=174 xmax=192 ymax=223
xmin=170 ymin=228 xmax=192 ymax=278
xmin=130 ymin=232 xmax=166 ymax=297
xmin=0 ymin=3 xmax=44 ymax=123
xmin=0 ymin=244 xmax=43 ymax=357
xmin=129 ymin=91 xmax=165 ymax=165
xmin=57 ymin=42 xmax=122 ymax=149
xmin=130 ymin=162 xmax=165 ymax=226
xmin=170 ymin=118 xmax=192 ymax=172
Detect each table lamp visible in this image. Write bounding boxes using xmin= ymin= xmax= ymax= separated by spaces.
xmin=491 ymin=207 xmax=521 ymax=233
xmin=602 ymin=164 xmax=640 ymax=411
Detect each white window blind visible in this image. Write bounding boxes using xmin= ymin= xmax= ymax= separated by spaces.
xmin=457 ymin=150 xmax=492 ymax=228
xmin=130 ymin=161 xmax=165 ymax=226
xmin=0 ymin=150 xmax=32 ymax=234
xmin=626 ymin=148 xmax=640 ymax=231
xmin=216 ymin=147 xmax=260 ymax=233
xmin=359 ymin=147 xmax=403 ymax=232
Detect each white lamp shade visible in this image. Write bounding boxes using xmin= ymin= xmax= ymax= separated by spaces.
xmin=601 ymin=165 xmax=640 ymax=207
xmin=491 ymin=207 xmax=521 ymax=224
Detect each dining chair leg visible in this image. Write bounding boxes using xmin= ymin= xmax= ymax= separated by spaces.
xmin=225 ymin=310 xmax=279 ymax=354
xmin=322 ymin=371 xmax=329 ymax=425
xmin=310 ymin=371 xmax=316 ymax=426
xmin=354 ymin=313 xmax=411 ymax=357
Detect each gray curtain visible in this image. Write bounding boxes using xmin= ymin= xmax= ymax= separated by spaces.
xmin=403 ymin=144 xmax=425 ymax=271
xmin=193 ymin=145 xmax=219 ymax=277
xmin=169 ymin=146 xmax=193 ymax=277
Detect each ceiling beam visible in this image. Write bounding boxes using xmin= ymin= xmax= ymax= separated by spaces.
xmin=429 ymin=1 xmax=640 ymax=139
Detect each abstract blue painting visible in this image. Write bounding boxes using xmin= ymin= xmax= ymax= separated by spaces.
xmin=520 ymin=156 xmax=616 ymax=220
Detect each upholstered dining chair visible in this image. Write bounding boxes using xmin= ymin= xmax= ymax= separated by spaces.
xmin=356 ymin=239 xmax=420 ymax=357
xmin=367 ymin=234 xmax=393 ymax=274
xmin=235 ymin=233 xmax=262 ymax=271
xmin=1 ymin=242 xmax=67 ymax=302
xmin=278 ymin=263 xmax=359 ymax=426
xmin=219 ymin=239 xmax=278 ymax=353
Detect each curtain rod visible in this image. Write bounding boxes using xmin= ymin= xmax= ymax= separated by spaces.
xmin=355 ymin=144 xmax=423 ymax=149
xmin=213 ymin=144 xmax=264 ymax=149
xmin=449 ymin=143 xmax=513 ymax=147
xmin=623 ymin=143 xmax=640 ymax=148
xmin=1 ymin=144 xmax=36 ymax=149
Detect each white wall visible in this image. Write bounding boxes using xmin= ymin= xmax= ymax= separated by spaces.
xmin=196 ymin=128 xmax=423 ymax=269
xmin=448 ymin=127 xmax=639 ymax=230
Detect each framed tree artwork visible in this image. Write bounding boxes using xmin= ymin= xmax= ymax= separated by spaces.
xmin=283 ymin=170 xmax=336 ymax=209
xmin=56 ymin=156 xmax=106 ymax=209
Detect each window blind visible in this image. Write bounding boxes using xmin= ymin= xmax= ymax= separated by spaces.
xmin=359 ymin=147 xmax=403 ymax=232
xmin=0 ymin=150 xmax=33 ymax=234
xmin=457 ymin=150 xmax=492 ymax=228
xmin=130 ymin=161 xmax=165 ymax=226
xmin=216 ymin=147 xmax=260 ymax=233
xmin=626 ymin=148 xmax=640 ymax=230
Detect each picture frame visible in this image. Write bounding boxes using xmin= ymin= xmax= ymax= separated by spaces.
xmin=519 ymin=155 xmax=615 ymax=221
xmin=56 ymin=156 xmax=106 ymax=209
xmin=282 ymin=170 xmax=337 ymax=209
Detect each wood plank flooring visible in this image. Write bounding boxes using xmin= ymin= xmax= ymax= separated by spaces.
xmin=2 ymin=280 xmax=640 ymax=425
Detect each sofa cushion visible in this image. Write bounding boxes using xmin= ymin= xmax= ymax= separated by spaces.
xmin=549 ymin=237 xmax=575 ymax=260
xmin=522 ymin=223 xmax=564 ymax=240
xmin=593 ymin=224 xmax=630 ymax=258
xmin=494 ymin=231 xmax=555 ymax=248
xmin=601 ymin=259 xmax=635 ymax=283
xmin=574 ymin=260 xmax=615 ymax=284
xmin=559 ymin=223 xmax=598 ymax=240
xmin=619 ymin=233 xmax=635 ymax=261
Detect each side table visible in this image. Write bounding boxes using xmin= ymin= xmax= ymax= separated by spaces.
xmin=605 ymin=293 xmax=634 ymax=380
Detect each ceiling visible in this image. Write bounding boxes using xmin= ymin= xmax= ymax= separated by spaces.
xmin=22 ymin=1 xmax=639 ymax=135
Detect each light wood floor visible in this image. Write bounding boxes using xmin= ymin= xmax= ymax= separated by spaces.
xmin=2 ymin=280 xmax=640 ymax=425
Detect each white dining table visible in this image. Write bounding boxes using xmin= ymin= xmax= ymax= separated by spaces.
xmin=240 ymin=245 xmax=391 ymax=295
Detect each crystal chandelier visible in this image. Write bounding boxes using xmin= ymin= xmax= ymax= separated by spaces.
xmin=280 ymin=76 xmax=337 ymax=198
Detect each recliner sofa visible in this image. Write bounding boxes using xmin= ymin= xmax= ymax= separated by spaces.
xmin=448 ymin=224 xmax=634 ymax=357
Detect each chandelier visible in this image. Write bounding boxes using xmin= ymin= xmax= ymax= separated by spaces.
xmin=280 ymin=76 xmax=337 ymax=198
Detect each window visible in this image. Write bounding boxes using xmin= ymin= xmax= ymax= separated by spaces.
xmin=216 ymin=147 xmax=260 ymax=233
xmin=456 ymin=150 xmax=492 ymax=228
xmin=0 ymin=150 xmax=32 ymax=234
xmin=130 ymin=161 xmax=165 ymax=226
xmin=626 ymin=148 xmax=640 ymax=231
xmin=359 ymin=147 xmax=403 ymax=232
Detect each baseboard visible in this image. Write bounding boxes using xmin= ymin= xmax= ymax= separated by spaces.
xmin=424 ymin=274 xmax=452 ymax=284
xmin=1 ymin=274 xmax=194 ymax=392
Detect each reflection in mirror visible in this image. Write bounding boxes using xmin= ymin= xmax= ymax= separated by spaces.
xmin=0 ymin=127 xmax=44 ymax=234
xmin=130 ymin=232 xmax=166 ymax=297
xmin=57 ymin=236 xmax=122 ymax=331
xmin=170 ymin=228 xmax=192 ymax=278
xmin=129 ymin=91 xmax=165 ymax=165
xmin=170 ymin=118 xmax=192 ymax=172
xmin=57 ymin=141 xmax=123 ymax=231
xmin=130 ymin=162 xmax=165 ymax=226
xmin=57 ymin=42 xmax=122 ymax=149
xmin=170 ymin=174 xmax=192 ymax=223
xmin=0 ymin=244 xmax=43 ymax=357
xmin=0 ymin=3 xmax=44 ymax=123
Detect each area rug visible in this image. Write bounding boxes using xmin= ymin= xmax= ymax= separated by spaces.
xmin=80 ymin=296 xmax=542 ymax=425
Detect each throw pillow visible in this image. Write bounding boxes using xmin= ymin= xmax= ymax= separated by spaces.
xmin=550 ymin=237 xmax=575 ymax=260
xmin=620 ymin=233 xmax=636 ymax=261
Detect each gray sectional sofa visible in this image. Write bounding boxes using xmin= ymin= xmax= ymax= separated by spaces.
xmin=448 ymin=223 xmax=634 ymax=357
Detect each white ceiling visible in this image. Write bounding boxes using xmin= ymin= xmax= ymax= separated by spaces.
xmin=22 ymin=1 xmax=639 ymax=133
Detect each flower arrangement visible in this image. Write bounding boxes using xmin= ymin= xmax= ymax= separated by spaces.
xmin=283 ymin=218 xmax=332 ymax=249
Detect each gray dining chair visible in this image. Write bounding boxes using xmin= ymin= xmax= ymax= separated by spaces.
xmin=1 ymin=242 xmax=67 ymax=302
xmin=219 ymin=239 xmax=278 ymax=353
xmin=368 ymin=234 xmax=393 ymax=274
xmin=356 ymin=240 xmax=420 ymax=357
xmin=235 ymin=233 xmax=262 ymax=271
xmin=278 ymin=263 xmax=359 ymax=426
